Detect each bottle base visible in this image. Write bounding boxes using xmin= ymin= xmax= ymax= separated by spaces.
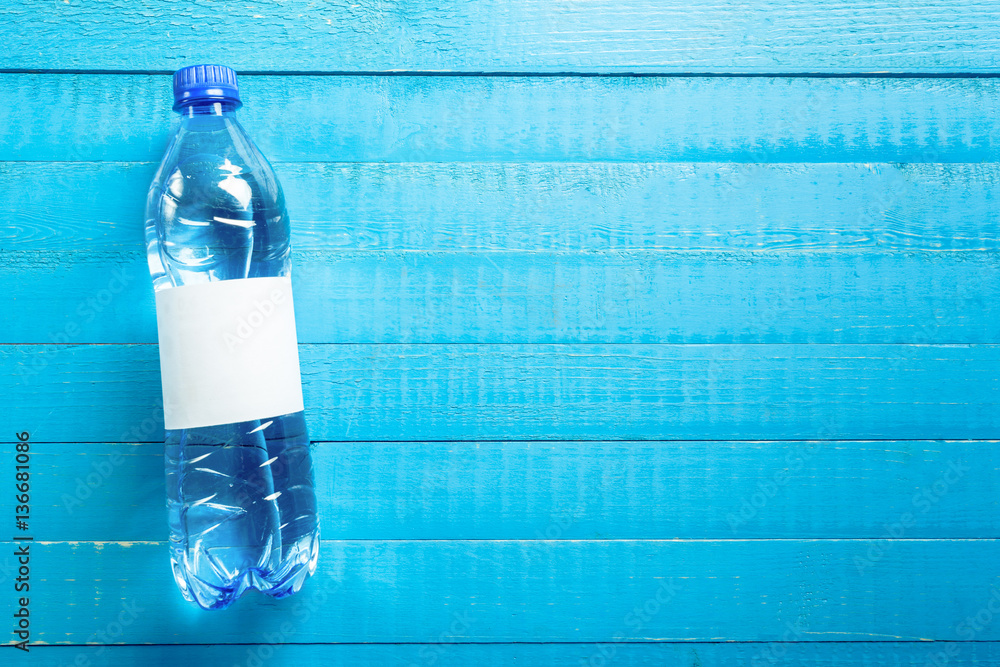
xmin=170 ymin=529 xmax=321 ymax=610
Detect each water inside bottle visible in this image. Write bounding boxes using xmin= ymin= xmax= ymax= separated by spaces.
xmin=147 ymin=101 xmax=320 ymax=610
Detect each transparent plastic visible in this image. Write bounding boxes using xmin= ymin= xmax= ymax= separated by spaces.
xmin=145 ymin=101 xmax=319 ymax=610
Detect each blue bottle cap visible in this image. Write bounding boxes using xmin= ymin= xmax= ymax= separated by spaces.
xmin=172 ymin=64 xmax=242 ymax=110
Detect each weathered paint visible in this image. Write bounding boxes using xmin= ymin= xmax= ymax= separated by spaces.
xmin=1 ymin=0 xmax=997 ymax=662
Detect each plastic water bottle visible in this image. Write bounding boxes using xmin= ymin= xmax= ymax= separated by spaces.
xmin=144 ymin=65 xmax=319 ymax=609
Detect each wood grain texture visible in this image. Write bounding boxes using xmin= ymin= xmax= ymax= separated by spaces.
xmin=4 ymin=344 xmax=998 ymax=443
xmin=3 ymin=1 xmax=1000 ymax=72
xmin=8 ymin=162 xmax=1000 ymax=254
xmin=10 ymin=440 xmax=996 ymax=541
xmin=4 ymin=539 xmax=1000 ymax=644
xmin=3 ymin=0 xmax=999 ymax=658
xmin=3 ymin=250 xmax=995 ymax=345
xmin=12 ymin=643 xmax=1000 ymax=667
xmin=2 ymin=75 xmax=998 ymax=162
xmin=3 ymin=159 xmax=997 ymax=345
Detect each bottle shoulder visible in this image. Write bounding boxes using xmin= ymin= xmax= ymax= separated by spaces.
xmin=157 ymin=118 xmax=279 ymax=182
xmin=145 ymin=115 xmax=292 ymax=289
xmin=149 ymin=117 xmax=287 ymax=215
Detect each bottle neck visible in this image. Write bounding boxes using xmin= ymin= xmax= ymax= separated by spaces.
xmin=177 ymin=101 xmax=239 ymax=117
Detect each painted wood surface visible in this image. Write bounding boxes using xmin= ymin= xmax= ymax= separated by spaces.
xmin=3 ymin=1 xmax=1000 ymax=73
xmin=5 ymin=344 xmax=999 ymax=443
xmin=2 ymin=75 xmax=998 ymax=163
xmin=2 ymin=0 xmax=998 ymax=662
xmin=4 ymin=251 xmax=995 ymax=345
xmin=6 ymin=440 xmax=994 ymax=541
xmin=15 ymin=643 xmax=1000 ymax=667
xmin=5 ymin=162 xmax=1000 ymax=253
xmin=4 ymin=539 xmax=1000 ymax=643
xmin=3 ymin=161 xmax=997 ymax=345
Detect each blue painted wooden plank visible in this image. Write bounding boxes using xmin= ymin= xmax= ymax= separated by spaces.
xmin=11 ymin=642 xmax=1000 ymax=667
xmin=9 ymin=440 xmax=996 ymax=541
xmin=3 ymin=1 xmax=1000 ymax=72
xmin=2 ymin=250 xmax=994 ymax=345
xmin=4 ymin=160 xmax=996 ymax=345
xmin=2 ymin=75 xmax=997 ymax=162
xmin=3 ymin=539 xmax=999 ymax=643
xmin=8 ymin=162 xmax=999 ymax=255
xmin=3 ymin=344 xmax=998 ymax=443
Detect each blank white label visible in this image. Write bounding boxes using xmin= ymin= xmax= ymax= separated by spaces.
xmin=155 ymin=276 xmax=305 ymax=430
